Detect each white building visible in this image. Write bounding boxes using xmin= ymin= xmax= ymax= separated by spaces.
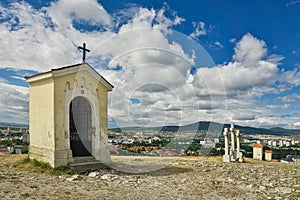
xmin=285 ymin=141 xmax=291 ymax=147
xmin=265 ymin=150 xmax=272 ymax=161
xmin=214 ymin=138 xmax=220 ymax=144
xmin=291 ymin=140 xmax=295 ymax=145
xmin=253 ymin=143 xmax=264 ymax=160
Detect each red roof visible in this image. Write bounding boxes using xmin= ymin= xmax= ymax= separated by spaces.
xmin=265 ymin=150 xmax=272 ymax=153
xmin=253 ymin=143 xmax=263 ymax=148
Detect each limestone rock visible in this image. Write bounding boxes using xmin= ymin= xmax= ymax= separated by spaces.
xmin=88 ymin=172 xmax=99 ymax=178
xmin=66 ymin=174 xmax=79 ymax=182
xmin=100 ymin=174 xmax=118 ymax=181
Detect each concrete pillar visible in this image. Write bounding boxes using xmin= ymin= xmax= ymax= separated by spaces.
xmin=236 ymin=130 xmax=240 ymax=159
xmin=223 ymin=128 xmax=231 ymax=162
xmin=230 ymin=123 xmax=235 ymax=160
xmin=224 ymin=128 xmax=229 ymax=156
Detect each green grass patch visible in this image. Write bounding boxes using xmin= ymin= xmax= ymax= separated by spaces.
xmin=54 ymin=166 xmax=74 ymax=175
xmin=18 ymin=156 xmax=74 ymax=175
xmin=32 ymin=159 xmax=52 ymax=172
xmin=20 ymin=156 xmax=31 ymax=164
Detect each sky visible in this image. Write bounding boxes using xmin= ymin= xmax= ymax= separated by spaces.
xmin=0 ymin=0 xmax=300 ymax=129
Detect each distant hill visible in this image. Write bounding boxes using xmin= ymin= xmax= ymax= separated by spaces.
xmin=0 ymin=122 xmax=28 ymax=128
xmin=3 ymin=120 xmax=298 ymax=136
xmin=109 ymin=121 xmax=300 ymax=136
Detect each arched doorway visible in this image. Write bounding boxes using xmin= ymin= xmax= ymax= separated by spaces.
xmin=69 ymin=96 xmax=92 ymax=157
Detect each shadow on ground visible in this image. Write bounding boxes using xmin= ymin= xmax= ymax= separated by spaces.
xmin=109 ymin=162 xmax=192 ymax=176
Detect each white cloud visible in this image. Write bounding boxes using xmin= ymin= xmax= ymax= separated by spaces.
xmin=286 ymin=0 xmax=300 ymax=7
xmin=46 ymin=0 xmax=112 ymax=29
xmin=229 ymin=38 xmax=236 ymax=43
xmin=1 ymin=1 xmax=300 ymax=129
xmin=233 ymin=33 xmax=267 ymax=66
xmin=293 ymin=121 xmax=300 ymax=127
xmin=155 ymin=4 xmax=185 ymax=29
xmin=279 ymin=68 xmax=300 ymax=87
xmin=266 ymin=54 xmax=284 ymax=64
xmin=0 ymin=2 xmax=80 ymax=71
xmin=213 ymin=41 xmax=223 ymax=48
xmin=187 ymin=32 xmax=300 ymax=128
xmin=189 ymin=21 xmax=206 ymax=39
xmin=281 ymin=104 xmax=291 ymax=110
xmin=0 ymin=82 xmax=28 ymax=124
xmin=193 ymin=34 xmax=278 ymax=97
xmin=279 ymin=94 xmax=300 ymax=102
xmin=232 ymin=113 xmax=256 ymax=121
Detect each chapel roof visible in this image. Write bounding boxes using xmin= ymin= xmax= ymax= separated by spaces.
xmin=25 ymin=62 xmax=113 ymax=90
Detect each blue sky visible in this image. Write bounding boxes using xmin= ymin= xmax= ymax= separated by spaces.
xmin=99 ymin=0 xmax=300 ymax=67
xmin=0 ymin=0 xmax=300 ymax=128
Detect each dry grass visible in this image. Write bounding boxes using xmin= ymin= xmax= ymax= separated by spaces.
xmin=0 ymin=154 xmax=299 ymax=200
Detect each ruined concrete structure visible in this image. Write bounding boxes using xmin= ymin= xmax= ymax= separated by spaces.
xmin=223 ymin=123 xmax=243 ymax=163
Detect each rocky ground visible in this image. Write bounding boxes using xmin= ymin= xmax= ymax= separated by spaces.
xmin=0 ymin=154 xmax=299 ymax=200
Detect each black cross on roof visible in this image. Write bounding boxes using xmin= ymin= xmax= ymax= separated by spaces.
xmin=78 ymin=43 xmax=90 ymax=62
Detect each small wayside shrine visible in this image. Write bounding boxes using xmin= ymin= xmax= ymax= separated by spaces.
xmin=25 ymin=44 xmax=113 ymax=168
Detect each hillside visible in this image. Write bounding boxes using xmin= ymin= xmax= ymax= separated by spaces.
xmin=0 ymin=154 xmax=299 ymax=199
xmin=0 ymin=122 xmax=28 ymax=128
xmin=110 ymin=121 xmax=300 ymax=136
xmin=2 ymin=120 xmax=299 ymax=136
